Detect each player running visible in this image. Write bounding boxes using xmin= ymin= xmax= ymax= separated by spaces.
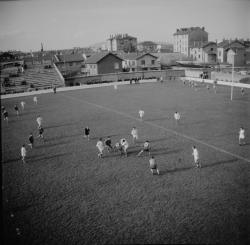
xmin=14 ymin=104 xmax=19 ymax=116
xmin=33 ymin=96 xmax=38 ymax=104
xmin=149 ymin=156 xmax=160 ymax=175
xmin=137 ymin=140 xmax=151 ymax=157
xmin=84 ymin=126 xmax=90 ymax=140
xmin=3 ymin=109 xmax=9 ymax=125
xmin=120 ymin=138 xmax=129 ymax=157
xmin=36 ymin=115 xmax=43 ymax=128
xmin=104 ymin=136 xmax=113 ymax=152
xmin=21 ymin=144 xmax=27 ymax=163
xmin=20 ymin=101 xmax=26 ymax=110
xmin=28 ymin=133 xmax=34 ymax=148
xmin=2 ymin=105 xmax=6 ymax=114
xmin=239 ymin=127 xmax=246 ymax=146
xmin=38 ymin=126 xmax=44 ymax=140
xmin=192 ymin=146 xmax=201 ymax=168
xmin=131 ymin=127 xmax=139 ymax=143
xmin=241 ymin=88 xmax=245 ymax=96
xmin=139 ymin=109 xmax=145 ymax=121
xmin=96 ymin=138 xmax=104 ymax=158
xmin=174 ymin=111 xmax=181 ymax=124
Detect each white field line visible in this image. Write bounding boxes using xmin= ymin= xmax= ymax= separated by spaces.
xmin=60 ymin=93 xmax=250 ymax=164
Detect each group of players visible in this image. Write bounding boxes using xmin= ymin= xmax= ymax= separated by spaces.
xmin=2 ymin=96 xmax=45 ymax=164
xmin=1 ymin=79 xmax=247 ymax=174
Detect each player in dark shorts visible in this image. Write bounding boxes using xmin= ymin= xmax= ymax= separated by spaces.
xmin=53 ymin=86 xmax=57 ymax=94
xmin=3 ymin=110 xmax=8 ymax=124
xmin=104 ymin=136 xmax=113 ymax=152
xmin=241 ymin=88 xmax=245 ymax=96
xmin=149 ymin=156 xmax=160 ymax=175
xmin=38 ymin=126 xmax=44 ymax=139
xmin=84 ymin=126 xmax=90 ymax=140
xmin=14 ymin=104 xmax=19 ymax=116
xmin=1 ymin=106 xmax=5 ymax=114
xmin=28 ymin=133 xmax=34 ymax=148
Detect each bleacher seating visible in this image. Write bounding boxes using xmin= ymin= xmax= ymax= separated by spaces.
xmin=1 ymin=64 xmax=65 ymax=94
xmin=22 ymin=64 xmax=64 ymax=89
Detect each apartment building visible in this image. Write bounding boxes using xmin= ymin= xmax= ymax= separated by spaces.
xmin=107 ymin=34 xmax=137 ymax=53
xmin=190 ymin=42 xmax=217 ymax=63
xmin=173 ymin=27 xmax=208 ymax=56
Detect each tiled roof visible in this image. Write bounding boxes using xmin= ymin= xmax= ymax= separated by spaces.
xmin=136 ymin=53 xmax=158 ymax=60
xmin=118 ymin=52 xmax=139 ymax=60
xmin=85 ymin=52 xmax=123 ymax=64
xmin=56 ymin=53 xmax=84 ymax=63
xmin=217 ymin=40 xmax=230 ymax=48
xmin=202 ymin=41 xmax=217 ymax=48
xmin=138 ymin=41 xmax=157 ymax=46
xmin=151 ymin=52 xmax=192 ymax=65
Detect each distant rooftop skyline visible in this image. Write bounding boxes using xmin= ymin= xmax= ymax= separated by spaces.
xmin=0 ymin=0 xmax=249 ymax=52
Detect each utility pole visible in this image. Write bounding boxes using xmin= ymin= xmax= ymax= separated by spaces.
xmin=230 ymin=52 xmax=235 ymax=101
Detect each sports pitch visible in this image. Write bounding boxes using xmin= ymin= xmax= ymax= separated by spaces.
xmin=2 ymin=80 xmax=250 ymax=244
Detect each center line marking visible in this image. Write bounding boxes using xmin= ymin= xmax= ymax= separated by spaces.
xmin=61 ymin=93 xmax=250 ymax=163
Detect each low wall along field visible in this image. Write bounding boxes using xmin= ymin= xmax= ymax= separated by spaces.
xmin=65 ymin=70 xmax=185 ymax=86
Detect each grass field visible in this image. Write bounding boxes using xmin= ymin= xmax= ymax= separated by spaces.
xmin=2 ymin=80 xmax=250 ymax=244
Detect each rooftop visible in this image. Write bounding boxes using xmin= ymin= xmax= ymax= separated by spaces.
xmin=108 ymin=33 xmax=137 ymax=40
xmin=174 ymin=27 xmax=207 ymax=35
xmin=56 ymin=53 xmax=85 ymax=63
xmin=85 ymin=52 xmax=123 ymax=64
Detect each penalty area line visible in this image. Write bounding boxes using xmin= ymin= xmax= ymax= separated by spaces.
xmin=61 ymin=93 xmax=250 ymax=163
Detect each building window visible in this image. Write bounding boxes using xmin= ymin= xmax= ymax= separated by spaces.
xmin=141 ymin=60 xmax=145 ymax=65
xmin=151 ymin=60 xmax=155 ymax=65
xmin=114 ymin=62 xmax=119 ymax=69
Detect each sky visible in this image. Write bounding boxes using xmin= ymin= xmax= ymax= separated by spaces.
xmin=0 ymin=0 xmax=250 ymax=51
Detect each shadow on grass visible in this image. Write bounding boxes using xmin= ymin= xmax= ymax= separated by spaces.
xmin=149 ymin=137 xmax=169 ymax=143
xmin=45 ymin=133 xmax=81 ymax=141
xmin=45 ymin=122 xmax=77 ymax=129
xmin=2 ymin=157 xmax=22 ymax=164
xmin=152 ymin=148 xmax=182 ymax=156
xmin=91 ymin=134 xmax=122 ymax=140
xmin=160 ymin=158 xmax=238 ymax=175
xmin=201 ymin=158 xmax=238 ymax=169
xmin=29 ymin=152 xmax=71 ymax=162
xmin=35 ymin=140 xmax=71 ymax=148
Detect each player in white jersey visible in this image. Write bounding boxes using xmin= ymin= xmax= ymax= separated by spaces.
xmin=33 ymin=96 xmax=38 ymax=104
xmin=192 ymin=146 xmax=201 ymax=168
xmin=36 ymin=115 xmax=43 ymax=128
xmin=131 ymin=127 xmax=138 ymax=143
xmin=96 ymin=138 xmax=104 ymax=158
xmin=137 ymin=140 xmax=150 ymax=156
xmin=239 ymin=127 xmax=246 ymax=146
xmin=149 ymin=156 xmax=160 ymax=175
xmin=174 ymin=112 xmax=181 ymax=124
xmin=139 ymin=110 xmax=144 ymax=121
xmin=120 ymin=138 xmax=129 ymax=157
xmin=114 ymin=84 xmax=118 ymax=90
xmin=20 ymin=101 xmax=26 ymax=110
xmin=21 ymin=144 xmax=27 ymax=163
